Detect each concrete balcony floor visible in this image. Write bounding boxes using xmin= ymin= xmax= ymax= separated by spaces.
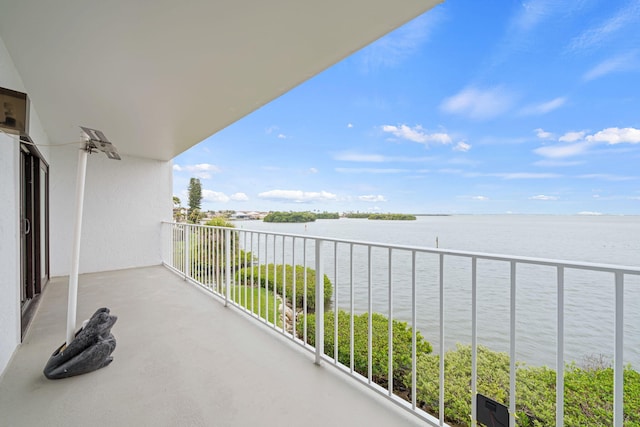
xmin=0 ymin=266 xmax=424 ymax=427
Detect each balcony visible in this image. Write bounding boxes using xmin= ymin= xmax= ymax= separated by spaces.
xmin=0 ymin=265 xmax=423 ymax=426
xmin=2 ymin=223 xmax=638 ymax=427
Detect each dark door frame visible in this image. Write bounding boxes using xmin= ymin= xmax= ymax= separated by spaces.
xmin=20 ymin=136 xmax=49 ymax=338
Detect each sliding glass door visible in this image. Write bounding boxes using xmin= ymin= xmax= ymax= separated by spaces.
xmin=20 ymin=140 xmax=49 ymax=338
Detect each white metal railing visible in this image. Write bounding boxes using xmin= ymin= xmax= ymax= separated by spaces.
xmin=161 ymin=221 xmax=640 ymax=427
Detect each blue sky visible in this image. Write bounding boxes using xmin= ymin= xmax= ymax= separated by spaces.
xmin=173 ymin=0 xmax=640 ymax=215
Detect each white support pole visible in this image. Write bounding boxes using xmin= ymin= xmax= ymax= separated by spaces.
xmin=66 ymin=148 xmax=89 ymax=346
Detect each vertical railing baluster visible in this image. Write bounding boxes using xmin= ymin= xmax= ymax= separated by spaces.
xmin=557 ymin=266 xmax=565 ymax=427
xmin=350 ymin=244 xmax=355 ymax=374
xmin=184 ymin=224 xmax=190 ymax=280
xmin=250 ymin=232 xmax=255 ymax=315
xmin=257 ymin=234 xmax=262 ymax=320
xmin=471 ymin=257 xmax=478 ymax=427
xmin=207 ymin=227 xmax=211 ymax=289
xmin=244 ymin=231 xmax=248 ymax=311
xmin=509 ymin=261 xmax=516 ymax=427
xmin=292 ymin=237 xmax=297 ymax=340
xmin=303 ymin=238 xmax=308 ymax=344
xmin=614 ymin=272 xmax=624 ymax=427
xmin=411 ymin=251 xmax=417 ymax=410
xmin=273 ymin=234 xmax=277 ymax=327
xmin=315 ymin=239 xmax=324 ymax=365
xmin=368 ymin=246 xmax=373 ymax=384
xmin=334 ymin=241 xmax=339 ymax=364
xmin=265 ymin=235 xmax=270 ymax=323
xmin=439 ymin=253 xmax=445 ymax=427
xmin=282 ymin=236 xmax=286 ymax=334
xmin=224 ymin=228 xmax=230 ymax=307
xmin=388 ymin=247 xmax=393 ymax=396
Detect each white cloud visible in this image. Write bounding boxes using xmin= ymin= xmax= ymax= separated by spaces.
xmin=529 ymin=195 xmax=558 ymax=200
xmin=578 ymin=211 xmax=603 ymax=216
xmin=533 ymin=159 xmax=584 ymax=167
xmin=173 ymin=163 xmax=221 ymax=179
xmin=202 ymin=190 xmax=230 ymax=203
xmin=347 ymin=123 xmax=354 ymax=128
xmin=258 ymin=190 xmax=337 ymax=203
xmin=230 ymin=193 xmax=249 ymax=201
xmin=583 ymin=51 xmax=639 ymax=81
xmin=535 ymin=128 xmax=554 ymax=139
xmin=512 ymin=0 xmax=553 ymax=31
xmin=534 ymin=142 xmax=591 ymax=158
xmin=440 ymin=86 xmax=515 ymax=120
xmin=308 ymin=167 xmax=318 ymax=174
xmin=586 ymin=127 xmax=640 ymax=144
xmin=472 ymin=195 xmax=489 ymax=201
xmin=534 ymin=126 xmax=640 ymax=160
xmin=520 ymin=97 xmax=566 ymax=115
xmin=578 ymin=174 xmax=637 ymax=181
xmin=382 ymin=124 xmax=452 ymax=145
xmin=568 ymin=2 xmax=640 ymax=51
xmin=265 ymin=125 xmax=279 ymax=134
xmin=335 ymin=152 xmax=386 ymax=162
xmin=358 ymin=195 xmax=387 ymax=202
xmin=358 ymin=12 xmax=441 ymax=70
xmin=335 ymin=167 xmax=410 ymax=174
xmin=482 ymin=172 xmax=561 ymax=179
xmin=453 ymin=141 xmax=471 ymax=152
xmin=334 ymin=151 xmax=434 ymax=163
xmin=277 ymin=133 xmax=287 ymax=139
xmin=559 ymin=131 xmax=587 ymax=142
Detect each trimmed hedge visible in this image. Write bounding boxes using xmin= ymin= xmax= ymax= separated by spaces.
xmin=412 ymin=344 xmax=640 ymax=426
xmin=236 ymin=264 xmax=331 ymax=312
xmin=300 ymin=310 xmax=432 ymax=393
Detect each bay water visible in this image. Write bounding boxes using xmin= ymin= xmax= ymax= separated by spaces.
xmin=233 ymin=215 xmax=640 ymax=369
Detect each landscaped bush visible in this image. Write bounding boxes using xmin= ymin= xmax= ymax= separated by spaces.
xmin=189 ymin=221 xmax=252 ymax=283
xmin=300 ymin=310 xmax=432 ymax=393
xmin=343 ymin=213 xmax=370 ymax=218
xmin=263 ymin=211 xmax=317 ymax=223
xmin=368 ymin=213 xmax=416 ymax=220
xmin=235 ymin=264 xmax=331 ymax=312
xmin=315 ymin=212 xmax=340 ymax=219
xmin=412 ymin=344 xmax=640 ymax=426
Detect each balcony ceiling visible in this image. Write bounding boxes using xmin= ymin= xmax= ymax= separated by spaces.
xmin=0 ymin=0 xmax=442 ymax=160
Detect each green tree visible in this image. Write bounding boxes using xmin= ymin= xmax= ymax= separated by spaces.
xmin=187 ymin=178 xmax=202 ymax=221
xmin=172 ymin=196 xmax=185 ymax=222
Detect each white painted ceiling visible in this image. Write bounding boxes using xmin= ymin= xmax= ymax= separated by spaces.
xmin=0 ymin=0 xmax=442 ymax=160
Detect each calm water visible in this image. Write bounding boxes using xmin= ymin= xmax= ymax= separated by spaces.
xmin=234 ymin=215 xmax=640 ymax=369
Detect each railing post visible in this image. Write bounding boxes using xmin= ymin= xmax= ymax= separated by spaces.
xmin=315 ymin=239 xmax=324 ymax=365
xmin=556 ymin=266 xmax=565 ymax=427
xmin=184 ymin=224 xmax=190 ymax=280
xmin=225 ymin=228 xmax=231 ymax=307
xmin=614 ymin=272 xmax=624 ymax=427
xmin=509 ymin=261 xmax=516 ymax=427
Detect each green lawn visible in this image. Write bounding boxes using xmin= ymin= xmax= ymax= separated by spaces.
xmin=231 ymin=285 xmax=283 ymax=327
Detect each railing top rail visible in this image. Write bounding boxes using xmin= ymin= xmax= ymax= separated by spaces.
xmin=162 ymin=221 xmax=640 ymax=275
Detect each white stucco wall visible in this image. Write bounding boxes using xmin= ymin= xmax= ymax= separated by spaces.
xmin=50 ymin=144 xmax=173 ymax=276
xmin=0 ymin=133 xmax=20 ymax=377
xmin=2 ymin=32 xmax=172 ymax=376
xmin=0 ymin=36 xmax=51 ymax=376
